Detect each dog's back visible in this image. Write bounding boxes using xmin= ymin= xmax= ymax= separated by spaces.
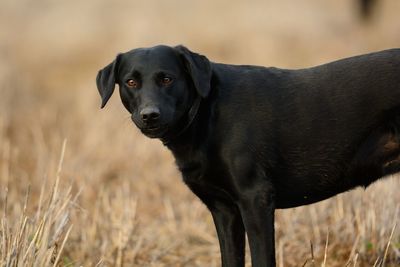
xmin=209 ymin=49 xmax=400 ymax=208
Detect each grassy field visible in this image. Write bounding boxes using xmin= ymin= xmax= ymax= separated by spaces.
xmin=0 ymin=0 xmax=399 ymax=266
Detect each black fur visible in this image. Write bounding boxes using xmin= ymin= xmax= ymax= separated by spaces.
xmin=96 ymin=45 xmax=400 ymax=267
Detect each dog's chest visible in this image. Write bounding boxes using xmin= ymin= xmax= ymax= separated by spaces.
xmin=176 ymin=154 xmax=214 ymax=185
xmin=174 ymin=149 xmax=234 ymax=200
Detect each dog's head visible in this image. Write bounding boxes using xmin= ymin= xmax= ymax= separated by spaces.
xmin=96 ymin=45 xmax=212 ymax=139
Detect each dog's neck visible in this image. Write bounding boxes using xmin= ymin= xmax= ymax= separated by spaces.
xmin=161 ymin=95 xmax=203 ymax=146
xmin=162 ymin=76 xmax=218 ymax=163
xmin=162 ymin=95 xmax=211 ymax=178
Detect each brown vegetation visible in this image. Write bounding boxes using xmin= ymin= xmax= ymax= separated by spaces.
xmin=0 ymin=0 xmax=399 ymax=266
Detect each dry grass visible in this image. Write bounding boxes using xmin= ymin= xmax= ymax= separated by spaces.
xmin=0 ymin=0 xmax=399 ymax=266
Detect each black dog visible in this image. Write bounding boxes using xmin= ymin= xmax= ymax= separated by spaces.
xmin=97 ymin=45 xmax=400 ymax=267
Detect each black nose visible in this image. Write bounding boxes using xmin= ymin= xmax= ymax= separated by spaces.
xmin=140 ymin=107 xmax=160 ymax=123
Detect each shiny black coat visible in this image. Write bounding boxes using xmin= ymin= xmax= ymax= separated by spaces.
xmin=97 ymin=46 xmax=400 ymax=267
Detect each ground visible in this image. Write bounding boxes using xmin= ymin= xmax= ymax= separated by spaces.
xmin=0 ymin=0 xmax=399 ymax=266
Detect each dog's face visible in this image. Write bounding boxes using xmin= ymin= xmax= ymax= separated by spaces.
xmin=96 ymin=45 xmax=212 ymax=139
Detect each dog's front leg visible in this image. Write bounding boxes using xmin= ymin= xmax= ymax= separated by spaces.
xmin=186 ymin=184 xmax=246 ymax=267
xmin=209 ymin=201 xmax=246 ymax=267
xmin=238 ymin=185 xmax=276 ymax=267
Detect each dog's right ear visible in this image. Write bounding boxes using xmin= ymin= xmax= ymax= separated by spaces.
xmin=96 ymin=54 xmax=121 ymax=108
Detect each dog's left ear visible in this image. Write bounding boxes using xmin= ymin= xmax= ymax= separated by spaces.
xmin=96 ymin=54 xmax=121 ymax=108
xmin=175 ymin=45 xmax=212 ymax=98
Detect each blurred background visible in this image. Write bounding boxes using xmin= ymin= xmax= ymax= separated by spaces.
xmin=0 ymin=0 xmax=399 ymax=266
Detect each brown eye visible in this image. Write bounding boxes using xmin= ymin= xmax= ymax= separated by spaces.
xmin=161 ymin=77 xmax=173 ymax=86
xmin=126 ymin=79 xmax=139 ymax=88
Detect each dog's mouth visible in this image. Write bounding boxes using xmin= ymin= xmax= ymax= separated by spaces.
xmin=140 ymin=125 xmax=168 ymax=138
xmin=131 ymin=117 xmax=169 ymax=138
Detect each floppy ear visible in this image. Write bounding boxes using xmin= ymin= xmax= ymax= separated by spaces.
xmin=96 ymin=54 xmax=121 ymax=108
xmin=175 ymin=45 xmax=212 ymax=98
